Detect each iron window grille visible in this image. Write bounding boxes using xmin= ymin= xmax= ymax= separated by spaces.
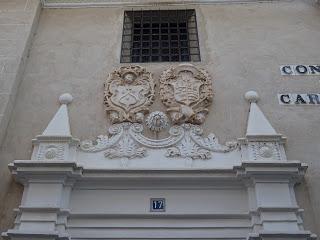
xmin=120 ymin=9 xmax=201 ymax=63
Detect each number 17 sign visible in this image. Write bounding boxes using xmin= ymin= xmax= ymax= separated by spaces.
xmin=150 ymin=198 xmax=166 ymax=212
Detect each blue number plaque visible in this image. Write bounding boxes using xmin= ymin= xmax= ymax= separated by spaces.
xmin=150 ymin=198 xmax=166 ymax=212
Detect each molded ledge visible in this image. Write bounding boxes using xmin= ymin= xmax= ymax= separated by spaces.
xmin=8 ymin=159 xmax=308 ymax=184
xmin=2 ymin=230 xmax=69 ymax=240
xmin=8 ymin=160 xmax=82 ymax=184
xmin=247 ymin=231 xmax=317 ymax=240
xmin=234 ymin=161 xmax=308 ymax=183
xmin=42 ymin=0 xmax=285 ymax=8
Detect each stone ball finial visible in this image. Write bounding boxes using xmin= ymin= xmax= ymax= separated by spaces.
xmin=59 ymin=93 xmax=73 ymax=105
xmin=245 ymin=91 xmax=259 ymax=103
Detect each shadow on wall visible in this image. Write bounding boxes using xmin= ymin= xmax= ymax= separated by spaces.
xmin=0 ymin=179 xmax=23 ymax=235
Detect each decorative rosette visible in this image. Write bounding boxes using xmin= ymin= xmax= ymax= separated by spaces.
xmin=145 ymin=111 xmax=169 ymax=132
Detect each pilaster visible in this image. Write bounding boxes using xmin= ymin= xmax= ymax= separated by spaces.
xmin=2 ymin=94 xmax=81 ymax=240
xmin=237 ymin=91 xmax=316 ymax=240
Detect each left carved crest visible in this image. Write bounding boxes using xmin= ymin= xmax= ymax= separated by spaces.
xmin=104 ymin=66 xmax=155 ymax=123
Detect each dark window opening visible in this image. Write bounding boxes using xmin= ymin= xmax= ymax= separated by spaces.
xmin=120 ymin=9 xmax=201 ymax=63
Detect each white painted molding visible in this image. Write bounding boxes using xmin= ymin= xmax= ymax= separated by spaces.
xmin=3 ymin=91 xmax=317 ymax=240
xmin=8 ymin=160 xmax=308 ymax=185
xmin=4 ymin=160 xmax=315 ymax=240
xmin=245 ymin=91 xmax=278 ymax=137
xmin=42 ymin=94 xmax=73 ymax=136
xmin=248 ymin=231 xmax=317 ymax=240
xmin=3 ymin=230 xmax=67 ymax=240
xmin=41 ymin=0 xmax=286 ymax=8
xmin=234 ymin=161 xmax=308 ymax=183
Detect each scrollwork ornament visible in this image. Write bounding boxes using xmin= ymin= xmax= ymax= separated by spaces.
xmin=80 ymin=124 xmax=125 ymax=152
xmin=104 ymin=66 xmax=155 ymax=123
xmin=165 ymin=124 xmax=237 ymax=159
xmin=79 ymin=123 xmax=237 ymax=160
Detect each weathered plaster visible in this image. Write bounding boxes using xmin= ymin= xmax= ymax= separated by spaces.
xmin=0 ymin=0 xmax=41 ymax=233
xmin=0 ymin=0 xmax=41 ymax=146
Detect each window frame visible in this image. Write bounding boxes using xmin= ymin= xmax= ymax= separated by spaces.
xmin=120 ymin=9 xmax=201 ymax=63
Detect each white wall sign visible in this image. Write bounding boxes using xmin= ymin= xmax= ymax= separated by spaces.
xmin=280 ymin=65 xmax=320 ymax=75
xmin=278 ymin=93 xmax=320 ymax=105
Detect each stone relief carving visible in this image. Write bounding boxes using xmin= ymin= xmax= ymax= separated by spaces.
xmin=160 ymin=64 xmax=213 ymax=125
xmin=166 ymin=124 xmax=238 ymax=159
xmin=249 ymin=142 xmax=282 ymax=161
xmin=145 ymin=111 xmax=169 ymax=132
xmin=37 ymin=144 xmax=65 ymax=160
xmin=104 ymin=66 xmax=155 ymax=123
xmin=79 ymin=64 xmax=238 ymax=160
xmin=80 ymin=123 xmax=238 ymax=159
xmin=104 ymin=123 xmax=147 ymax=159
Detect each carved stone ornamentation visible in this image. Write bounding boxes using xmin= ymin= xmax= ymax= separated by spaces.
xmin=166 ymin=124 xmax=238 ymax=159
xmin=80 ymin=65 xmax=235 ymax=160
xmin=249 ymin=142 xmax=282 ymax=161
xmin=80 ymin=123 xmax=237 ymax=159
xmin=104 ymin=66 xmax=155 ymax=123
xmin=160 ymin=64 xmax=213 ymax=125
xmin=37 ymin=144 xmax=65 ymax=160
xmin=145 ymin=111 xmax=169 ymax=132
xmin=103 ymin=123 xmax=147 ymax=159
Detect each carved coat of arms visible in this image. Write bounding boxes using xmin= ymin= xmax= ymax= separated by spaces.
xmin=104 ymin=66 xmax=155 ymax=123
xmin=160 ymin=64 xmax=213 ymax=124
xmin=81 ymin=64 xmax=237 ymax=160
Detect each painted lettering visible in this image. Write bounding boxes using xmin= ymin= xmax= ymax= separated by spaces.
xmin=278 ymin=93 xmax=320 ymax=105
xmin=281 ymin=65 xmax=293 ymax=75
xmin=280 ymin=65 xmax=320 ymax=76
xmin=280 ymin=94 xmax=291 ymax=104
xmin=295 ymin=94 xmax=307 ymax=104
xmin=295 ymin=65 xmax=308 ymax=74
xmin=309 ymin=65 xmax=320 ymax=75
xmin=308 ymin=94 xmax=320 ymax=104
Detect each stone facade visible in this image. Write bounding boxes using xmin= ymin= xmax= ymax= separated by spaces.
xmin=0 ymin=0 xmax=320 ymax=239
xmin=0 ymin=0 xmax=40 ymax=145
xmin=0 ymin=0 xmax=41 ymax=231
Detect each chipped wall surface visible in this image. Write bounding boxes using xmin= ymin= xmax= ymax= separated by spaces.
xmin=0 ymin=0 xmax=320 ymax=236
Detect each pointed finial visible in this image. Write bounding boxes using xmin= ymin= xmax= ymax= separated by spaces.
xmin=41 ymin=93 xmax=73 ymax=136
xmin=245 ymin=91 xmax=259 ymax=103
xmin=59 ymin=93 xmax=73 ymax=105
xmin=245 ymin=91 xmax=278 ymax=137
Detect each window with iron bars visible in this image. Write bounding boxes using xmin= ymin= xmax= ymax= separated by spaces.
xmin=120 ymin=9 xmax=201 ymax=63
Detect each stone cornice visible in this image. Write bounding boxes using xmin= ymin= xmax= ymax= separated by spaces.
xmin=9 ymin=160 xmax=308 ymax=185
xmin=41 ymin=0 xmax=284 ymax=8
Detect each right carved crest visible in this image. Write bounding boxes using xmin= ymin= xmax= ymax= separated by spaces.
xmin=160 ymin=64 xmax=213 ymax=124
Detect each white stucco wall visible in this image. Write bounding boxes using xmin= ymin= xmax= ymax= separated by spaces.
xmin=0 ymin=0 xmax=41 ymax=232
xmin=0 ymin=0 xmax=319 ymax=236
